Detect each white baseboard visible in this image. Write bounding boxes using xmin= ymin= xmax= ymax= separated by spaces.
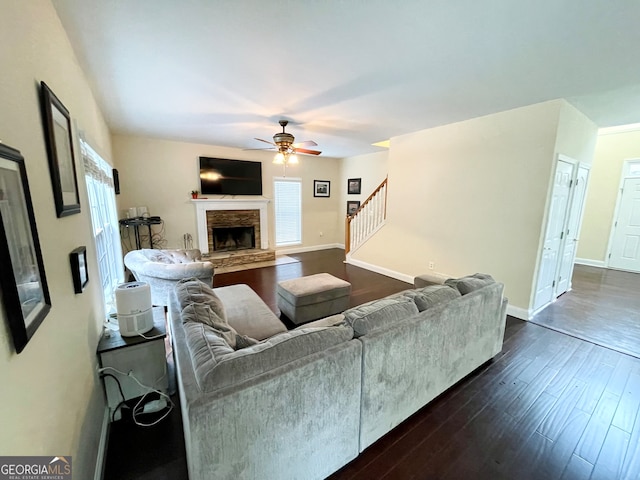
xmin=345 ymin=257 xmax=414 ymax=284
xmin=506 ymin=304 xmax=532 ymax=321
xmin=94 ymin=407 xmax=110 ymax=480
xmin=575 ymin=258 xmax=606 ymax=268
xmin=276 ymin=243 xmax=343 ymax=255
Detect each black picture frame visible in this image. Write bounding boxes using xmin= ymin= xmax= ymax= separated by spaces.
xmin=40 ymin=81 xmax=81 ymax=217
xmin=70 ymin=246 xmax=89 ymax=294
xmin=347 ymin=200 xmax=361 ymax=216
xmin=313 ymin=180 xmax=330 ymax=197
xmin=348 ymin=178 xmax=361 ymax=195
xmin=0 ymin=143 xmax=52 ymax=354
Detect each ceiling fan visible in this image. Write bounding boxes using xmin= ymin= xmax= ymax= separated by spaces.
xmin=251 ymin=120 xmax=322 ymax=159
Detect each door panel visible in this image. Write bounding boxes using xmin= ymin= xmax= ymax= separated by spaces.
xmin=610 ymin=178 xmax=640 ymax=272
xmin=534 ymin=160 xmax=573 ymax=311
xmin=556 ymin=166 xmax=589 ymax=295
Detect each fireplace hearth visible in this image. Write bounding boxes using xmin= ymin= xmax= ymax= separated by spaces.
xmin=212 ymin=226 xmax=255 ymax=252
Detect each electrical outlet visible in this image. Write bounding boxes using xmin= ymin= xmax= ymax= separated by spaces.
xmin=319 ymin=231 xmax=324 ymax=237
xmin=428 ymin=261 xmax=435 ymax=270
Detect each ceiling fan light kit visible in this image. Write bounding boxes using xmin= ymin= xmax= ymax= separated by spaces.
xmin=250 ymin=120 xmax=321 ymax=167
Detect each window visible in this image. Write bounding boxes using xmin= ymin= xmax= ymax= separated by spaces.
xmin=274 ymin=177 xmax=302 ymax=246
xmin=628 ymin=160 xmax=640 ymax=177
xmin=81 ymin=139 xmax=124 ymax=313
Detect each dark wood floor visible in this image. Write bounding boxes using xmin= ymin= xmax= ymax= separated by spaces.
xmin=104 ymin=250 xmax=640 ymax=480
xmin=531 ymin=264 xmax=640 ymax=359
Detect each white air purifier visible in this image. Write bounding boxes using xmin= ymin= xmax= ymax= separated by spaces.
xmin=115 ymin=282 xmax=154 ymax=337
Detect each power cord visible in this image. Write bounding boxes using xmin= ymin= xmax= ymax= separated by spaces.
xmin=136 ymin=331 xmax=165 ymax=340
xmin=98 ymin=366 xmax=174 ymax=427
xmin=101 ymin=373 xmax=131 ymax=422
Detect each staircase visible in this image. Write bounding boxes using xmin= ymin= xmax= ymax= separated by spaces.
xmin=345 ymin=177 xmax=388 ymax=257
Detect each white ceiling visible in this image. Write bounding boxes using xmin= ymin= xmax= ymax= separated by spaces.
xmin=52 ymin=0 xmax=640 ymax=158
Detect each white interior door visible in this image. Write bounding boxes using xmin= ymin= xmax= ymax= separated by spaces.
xmin=555 ymin=165 xmax=589 ymax=295
xmin=609 ymin=177 xmax=640 ymax=272
xmin=533 ymin=159 xmax=574 ymax=311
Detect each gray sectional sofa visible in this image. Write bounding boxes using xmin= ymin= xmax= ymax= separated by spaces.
xmin=168 ymin=273 xmax=508 ymax=480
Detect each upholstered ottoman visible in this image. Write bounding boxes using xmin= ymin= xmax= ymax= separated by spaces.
xmin=277 ymin=273 xmax=351 ymax=325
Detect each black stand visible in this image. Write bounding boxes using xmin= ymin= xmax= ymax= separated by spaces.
xmin=119 ymin=217 xmax=162 ymax=249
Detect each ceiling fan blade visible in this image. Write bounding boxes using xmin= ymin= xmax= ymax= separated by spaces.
xmin=293 ymin=148 xmax=322 ymax=155
xmin=292 ymin=140 xmax=317 ymax=147
xmin=254 ymin=137 xmax=276 ymax=146
xmin=243 ymin=147 xmax=276 ymax=151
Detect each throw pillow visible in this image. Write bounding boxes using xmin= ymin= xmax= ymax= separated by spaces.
xmin=147 ymin=251 xmax=173 ymax=264
xmin=402 ymin=285 xmax=461 ymax=312
xmin=445 ymin=273 xmax=495 ymax=295
xmin=181 ymin=302 xmax=258 ymax=350
xmin=175 ymin=278 xmax=227 ymax=321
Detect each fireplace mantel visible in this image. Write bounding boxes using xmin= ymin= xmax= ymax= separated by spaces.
xmin=192 ymin=198 xmax=270 ymax=253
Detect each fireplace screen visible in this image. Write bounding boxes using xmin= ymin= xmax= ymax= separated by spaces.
xmin=212 ymin=226 xmax=256 ymax=252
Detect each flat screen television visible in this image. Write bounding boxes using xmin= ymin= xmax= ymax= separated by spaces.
xmin=199 ymin=157 xmax=263 ymax=195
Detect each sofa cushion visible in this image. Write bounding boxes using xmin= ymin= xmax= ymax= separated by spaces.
xmin=147 ymin=250 xmax=173 ymax=264
xmin=402 ymin=285 xmax=461 ymax=312
xmin=445 ymin=273 xmax=495 ymax=295
xmin=141 ymin=248 xmax=202 ymax=264
xmin=343 ymin=296 xmax=419 ymax=337
xmin=162 ymin=249 xmax=202 ymax=263
xmin=181 ymin=302 xmax=258 ymax=350
xmin=175 ymin=278 xmax=263 ymax=350
xmin=175 ymin=277 xmax=227 ymax=321
xmin=413 ymin=272 xmax=449 ymax=288
xmin=184 ymin=321 xmax=354 ymax=392
xmin=213 ymin=284 xmax=288 ymax=341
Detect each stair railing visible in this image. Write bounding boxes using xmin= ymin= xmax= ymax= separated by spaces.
xmin=345 ymin=176 xmax=388 ymax=255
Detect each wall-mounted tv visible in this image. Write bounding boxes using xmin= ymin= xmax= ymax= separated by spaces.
xmin=199 ymin=157 xmax=263 ymax=196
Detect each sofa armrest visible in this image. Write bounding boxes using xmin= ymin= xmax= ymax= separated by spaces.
xmin=413 ymin=272 xmax=450 ymax=288
xmin=184 ymin=321 xmax=354 ymax=393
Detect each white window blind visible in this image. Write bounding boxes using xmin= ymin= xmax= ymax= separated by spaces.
xmin=274 ymin=177 xmax=302 ymax=246
xmin=81 ymin=139 xmax=124 ymax=313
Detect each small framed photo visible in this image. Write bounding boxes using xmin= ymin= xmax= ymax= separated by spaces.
xmin=347 ymin=200 xmax=361 ymax=216
xmin=348 ymin=178 xmax=361 ymax=195
xmin=314 ymin=180 xmax=330 ymax=197
xmin=40 ymin=81 xmax=81 ymax=217
xmin=70 ymin=246 xmax=89 ymax=294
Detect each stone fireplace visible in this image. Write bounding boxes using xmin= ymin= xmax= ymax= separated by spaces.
xmin=193 ymin=198 xmax=270 ymax=255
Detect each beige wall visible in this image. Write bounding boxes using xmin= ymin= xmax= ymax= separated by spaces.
xmin=0 ymin=1 xmax=113 ymax=478
xmin=554 ymin=102 xmax=598 ymax=166
xmin=577 ymin=129 xmax=640 ymax=262
xmin=112 ymin=135 xmax=342 ymax=252
xmin=351 ymin=100 xmax=583 ymax=311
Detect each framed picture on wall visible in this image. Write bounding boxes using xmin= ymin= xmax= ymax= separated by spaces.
xmin=70 ymin=246 xmax=89 ymax=294
xmin=348 ymin=178 xmax=361 ymax=195
xmin=0 ymin=143 xmax=52 ymax=354
xmin=314 ymin=180 xmax=330 ymax=197
xmin=347 ymin=200 xmax=360 ymax=216
xmin=40 ymin=81 xmax=81 ymax=217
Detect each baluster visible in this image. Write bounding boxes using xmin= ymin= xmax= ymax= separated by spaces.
xmin=353 ymin=215 xmax=358 ymax=248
